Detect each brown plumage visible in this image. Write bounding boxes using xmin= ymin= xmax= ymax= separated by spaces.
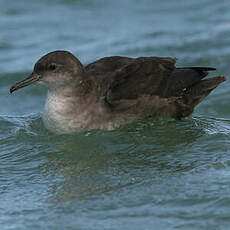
xmin=10 ymin=51 xmax=226 ymax=133
xmin=85 ymin=55 xmax=226 ymax=119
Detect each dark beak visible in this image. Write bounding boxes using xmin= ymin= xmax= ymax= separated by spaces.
xmin=10 ymin=73 xmax=40 ymax=94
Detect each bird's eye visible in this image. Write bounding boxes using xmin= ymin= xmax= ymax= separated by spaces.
xmin=48 ymin=63 xmax=57 ymax=71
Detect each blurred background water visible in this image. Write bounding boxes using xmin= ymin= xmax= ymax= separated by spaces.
xmin=1 ymin=0 xmax=230 ymax=229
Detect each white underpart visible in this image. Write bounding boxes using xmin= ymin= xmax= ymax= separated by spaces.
xmin=43 ymin=91 xmax=83 ymax=133
xmin=42 ymin=89 xmax=122 ymax=134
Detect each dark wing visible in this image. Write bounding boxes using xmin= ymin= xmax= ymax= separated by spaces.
xmin=85 ymin=56 xmax=217 ymax=109
xmin=85 ymin=56 xmax=176 ymax=100
xmin=85 ymin=56 xmax=134 ymax=74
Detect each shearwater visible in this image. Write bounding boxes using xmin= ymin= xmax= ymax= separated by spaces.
xmin=10 ymin=50 xmax=226 ymax=134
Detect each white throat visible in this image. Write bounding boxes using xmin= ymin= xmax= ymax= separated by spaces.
xmin=42 ymin=89 xmax=84 ymax=133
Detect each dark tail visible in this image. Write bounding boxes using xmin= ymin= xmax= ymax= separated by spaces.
xmin=183 ymin=76 xmax=226 ymax=107
xmin=174 ymin=76 xmax=226 ymax=118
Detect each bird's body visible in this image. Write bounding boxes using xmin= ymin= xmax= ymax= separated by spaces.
xmin=42 ymin=87 xmax=123 ymax=133
xmin=10 ymin=51 xmax=226 ymax=134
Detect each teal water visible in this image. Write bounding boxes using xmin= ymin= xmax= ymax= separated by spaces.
xmin=1 ymin=0 xmax=230 ymax=229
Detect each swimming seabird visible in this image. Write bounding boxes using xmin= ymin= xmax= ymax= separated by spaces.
xmin=10 ymin=50 xmax=226 ymax=134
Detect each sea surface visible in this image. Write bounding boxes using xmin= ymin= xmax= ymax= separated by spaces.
xmin=1 ymin=0 xmax=230 ymax=229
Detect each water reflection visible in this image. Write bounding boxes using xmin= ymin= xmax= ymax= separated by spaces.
xmin=36 ymin=116 xmax=230 ymax=203
xmin=2 ymin=114 xmax=227 ymax=204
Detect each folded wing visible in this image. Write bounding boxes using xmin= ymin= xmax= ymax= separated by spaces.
xmin=85 ymin=56 xmax=225 ymax=118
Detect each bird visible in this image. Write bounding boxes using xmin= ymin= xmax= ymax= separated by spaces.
xmin=10 ymin=50 xmax=226 ymax=134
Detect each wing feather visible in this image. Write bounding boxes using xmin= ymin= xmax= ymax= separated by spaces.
xmin=85 ymin=56 xmax=216 ymax=111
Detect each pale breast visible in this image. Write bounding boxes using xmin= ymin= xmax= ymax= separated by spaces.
xmin=42 ymin=92 xmax=83 ymax=133
xmin=42 ymin=91 xmax=122 ymax=133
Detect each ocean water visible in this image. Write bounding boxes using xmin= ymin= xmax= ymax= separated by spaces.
xmin=1 ymin=0 xmax=230 ymax=229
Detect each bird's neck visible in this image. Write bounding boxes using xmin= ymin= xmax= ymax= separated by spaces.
xmin=50 ymin=77 xmax=92 ymax=97
xmin=42 ymin=86 xmax=91 ymax=133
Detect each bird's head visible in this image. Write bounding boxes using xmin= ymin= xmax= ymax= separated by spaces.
xmin=10 ymin=50 xmax=85 ymax=93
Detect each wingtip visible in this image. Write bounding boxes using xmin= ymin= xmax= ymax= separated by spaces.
xmin=205 ymin=67 xmax=216 ymax=71
xmin=177 ymin=67 xmax=216 ymax=71
xmin=191 ymin=67 xmax=216 ymax=71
